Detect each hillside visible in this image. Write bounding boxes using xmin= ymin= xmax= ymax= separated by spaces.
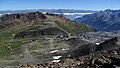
xmin=0 ymin=12 xmax=94 ymax=66
xmin=0 ymin=12 xmax=93 ymax=33
xmin=1 ymin=33 xmax=120 ymax=67
xmin=75 ymin=9 xmax=120 ymax=31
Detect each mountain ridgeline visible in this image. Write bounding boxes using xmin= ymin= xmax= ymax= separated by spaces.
xmin=75 ymin=9 xmax=120 ymax=31
xmin=0 ymin=12 xmax=94 ymax=37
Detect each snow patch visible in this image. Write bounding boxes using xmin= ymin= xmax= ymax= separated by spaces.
xmin=50 ymin=50 xmax=59 ymax=53
xmin=52 ymin=60 xmax=60 ymax=62
xmin=53 ymin=56 xmax=62 ymax=59
xmin=62 ymin=48 xmax=69 ymax=51
xmin=52 ymin=56 xmax=62 ymax=62
xmin=96 ymin=43 xmax=100 ymax=45
xmin=42 ymin=12 xmax=47 ymax=14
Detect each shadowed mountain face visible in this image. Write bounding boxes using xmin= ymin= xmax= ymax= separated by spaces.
xmin=75 ymin=9 xmax=120 ymax=31
xmin=63 ymin=37 xmax=120 ymax=58
xmin=43 ymin=37 xmax=120 ymax=68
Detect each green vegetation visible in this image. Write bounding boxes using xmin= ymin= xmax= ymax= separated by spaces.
xmin=0 ymin=28 xmax=28 ymax=57
xmin=0 ymin=25 xmax=44 ymax=57
xmin=0 ymin=14 xmax=94 ymax=58
xmin=0 ymin=21 xmax=94 ymax=57
xmin=28 ymin=26 xmax=41 ymax=31
xmin=55 ymin=21 xmax=94 ymax=35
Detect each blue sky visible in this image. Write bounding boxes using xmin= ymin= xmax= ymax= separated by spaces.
xmin=0 ymin=0 xmax=120 ymax=10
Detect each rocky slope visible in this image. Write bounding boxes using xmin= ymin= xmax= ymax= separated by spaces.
xmin=0 ymin=12 xmax=93 ymax=34
xmin=0 ymin=12 xmax=94 ymax=66
xmin=75 ymin=9 xmax=120 ymax=31
xmin=2 ymin=35 xmax=120 ymax=68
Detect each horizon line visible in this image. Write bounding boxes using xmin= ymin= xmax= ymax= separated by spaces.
xmin=0 ymin=8 xmax=120 ymax=11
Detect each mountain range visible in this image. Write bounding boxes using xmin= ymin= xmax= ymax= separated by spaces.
xmin=75 ymin=9 xmax=120 ymax=31
xmin=0 ymin=9 xmax=96 ymax=14
xmin=0 ymin=9 xmax=120 ymax=67
xmin=0 ymin=9 xmax=97 ymax=20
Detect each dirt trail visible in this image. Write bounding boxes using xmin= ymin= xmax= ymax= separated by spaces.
xmin=18 ymin=44 xmax=36 ymax=64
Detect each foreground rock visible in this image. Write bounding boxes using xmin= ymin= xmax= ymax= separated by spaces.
xmin=3 ymin=44 xmax=120 ymax=68
xmin=1 ymin=36 xmax=120 ymax=68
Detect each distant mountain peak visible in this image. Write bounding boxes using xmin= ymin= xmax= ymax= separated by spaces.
xmin=75 ymin=9 xmax=120 ymax=32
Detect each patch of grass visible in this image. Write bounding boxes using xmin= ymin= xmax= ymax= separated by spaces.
xmin=0 ymin=40 xmax=27 ymax=57
xmin=0 ymin=28 xmax=29 ymax=57
xmin=10 ymin=41 xmax=26 ymax=49
xmin=55 ymin=21 xmax=94 ymax=35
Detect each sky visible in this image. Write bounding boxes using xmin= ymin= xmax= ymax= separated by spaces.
xmin=0 ymin=0 xmax=120 ymax=10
